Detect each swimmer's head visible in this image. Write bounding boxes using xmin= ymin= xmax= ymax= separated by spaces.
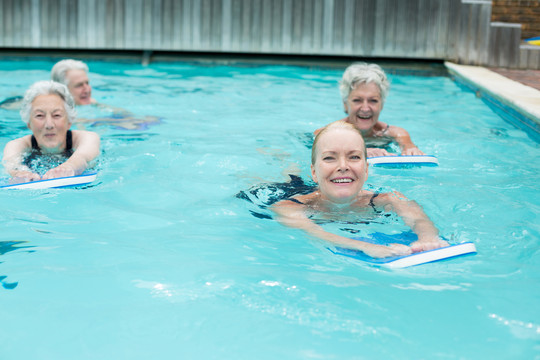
xmin=339 ymin=62 xmax=390 ymax=103
xmin=51 ymin=59 xmax=89 ymax=86
xmin=51 ymin=59 xmax=93 ymax=105
xmin=311 ymin=121 xmax=369 ymax=204
xmin=20 ymin=81 xmax=77 ymax=124
xmin=311 ymin=121 xmax=367 ymax=165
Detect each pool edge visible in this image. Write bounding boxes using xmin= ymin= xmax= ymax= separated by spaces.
xmin=445 ymin=61 xmax=540 ymax=141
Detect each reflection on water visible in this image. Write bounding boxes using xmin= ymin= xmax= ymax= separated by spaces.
xmin=0 ymin=240 xmax=35 ymax=290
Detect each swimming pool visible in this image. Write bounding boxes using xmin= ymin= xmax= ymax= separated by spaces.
xmin=0 ymin=58 xmax=539 ymax=359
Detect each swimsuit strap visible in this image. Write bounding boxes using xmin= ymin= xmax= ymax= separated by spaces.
xmin=30 ymin=135 xmax=39 ymax=150
xmin=291 ymin=192 xmax=377 ymax=208
xmin=381 ymin=123 xmax=390 ymax=135
xmin=287 ymin=197 xmax=305 ymax=205
xmin=369 ymin=192 xmax=382 ymax=213
xmin=66 ymin=130 xmax=73 ymax=151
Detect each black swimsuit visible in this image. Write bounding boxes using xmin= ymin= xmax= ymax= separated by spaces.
xmin=286 ymin=197 xmax=305 ymax=205
xmin=235 ymin=175 xmax=317 ymax=220
xmin=31 ymin=130 xmax=73 ymax=152
xmin=368 ymin=192 xmax=382 ymax=213
xmin=287 ymin=192 xmax=381 ymax=213
xmin=23 ymin=130 xmax=74 ymax=168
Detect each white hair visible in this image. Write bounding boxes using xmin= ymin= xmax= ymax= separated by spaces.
xmin=339 ymin=62 xmax=390 ymax=103
xmin=51 ymin=59 xmax=89 ymax=86
xmin=20 ymin=81 xmax=77 ymax=124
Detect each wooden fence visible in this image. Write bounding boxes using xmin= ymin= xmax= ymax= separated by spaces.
xmin=0 ymin=0 xmax=538 ymax=69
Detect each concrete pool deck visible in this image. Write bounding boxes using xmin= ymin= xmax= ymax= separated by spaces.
xmin=445 ymin=62 xmax=540 ymax=137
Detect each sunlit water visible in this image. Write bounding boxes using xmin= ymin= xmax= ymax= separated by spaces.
xmin=0 ymin=59 xmax=539 ymax=359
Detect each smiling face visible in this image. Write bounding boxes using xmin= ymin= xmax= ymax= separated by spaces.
xmin=65 ymin=69 xmax=92 ymax=105
xmin=311 ymin=126 xmax=368 ymax=204
xmin=27 ymin=94 xmax=71 ymax=152
xmin=343 ymin=82 xmax=383 ymax=135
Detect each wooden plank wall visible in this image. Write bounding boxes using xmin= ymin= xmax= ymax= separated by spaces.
xmin=0 ymin=0 xmax=537 ymax=69
xmin=0 ymin=0 xmax=461 ymax=56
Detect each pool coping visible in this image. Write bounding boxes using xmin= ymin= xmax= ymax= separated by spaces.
xmin=445 ymin=61 xmax=540 ymax=141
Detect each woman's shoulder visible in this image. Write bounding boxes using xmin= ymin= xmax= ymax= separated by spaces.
xmin=385 ymin=124 xmax=410 ymax=137
xmin=71 ymin=129 xmax=97 ymax=135
xmin=6 ymin=134 xmax=32 ymax=147
xmin=277 ymin=191 xmax=319 ymax=207
xmin=351 ymin=189 xmax=378 ymax=205
xmin=2 ymin=135 xmax=32 ymax=160
xmin=71 ymin=129 xmax=100 ymax=140
xmin=369 ymin=190 xmax=408 ymax=205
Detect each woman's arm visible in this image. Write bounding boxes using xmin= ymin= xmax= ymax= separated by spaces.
xmin=376 ymin=191 xmax=448 ymax=252
xmin=272 ymin=199 xmax=411 ymax=258
xmin=42 ymin=130 xmax=100 ymax=179
xmin=386 ymin=126 xmax=424 ymax=155
xmin=366 ymin=147 xmax=395 ymax=157
xmin=95 ymin=102 xmax=133 ymax=117
xmin=2 ymin=136 xmax=41 ymax=181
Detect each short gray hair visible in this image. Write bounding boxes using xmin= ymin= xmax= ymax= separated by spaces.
xmin=339 ymin=62 xmax=390 ymax=103
xmin=51 ymin=59 xmax=89 ymax=86
xmin=20 ymin=81 xmax=77 ymax=124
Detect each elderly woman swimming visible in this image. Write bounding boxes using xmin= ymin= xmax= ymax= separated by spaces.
xmin=315 ymin=62 xmax=425 ymax=157
xmin=2 ymin=80 xmax=100 ymax=182
xmin=50 ymin=58 xmax=161 ymax=130
xmin=51 ymin=59 xmax=96 ymax=105
xmin=274 ymin=121 xmax=447 ymax=258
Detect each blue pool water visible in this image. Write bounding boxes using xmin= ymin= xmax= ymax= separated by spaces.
xmin=0 ymin=59 xmax=539 ymax=359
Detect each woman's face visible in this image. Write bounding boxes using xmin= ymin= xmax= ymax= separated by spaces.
xmin=27 ymin=94 xmax=71 ymax=152
xmin=66 ymin=69 xmax=92 ymax=105
xmin=311 ymin=127 xmax=368 ymax=204
xmin=343 ymin=82 xmax=383 ymax=134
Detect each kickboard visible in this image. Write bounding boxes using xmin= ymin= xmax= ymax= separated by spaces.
xmin=367 ymin=155 xmax=438 ymax=167
xmin=331 ymin=231 xmax=476 ymax=268
xmin=0 ymin=172 xmax=97 ymax=190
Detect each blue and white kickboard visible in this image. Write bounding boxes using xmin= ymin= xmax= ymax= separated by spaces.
xmin=0 ymin=171 xmax=97 ymax=190
xmin=332 ymin=231 xmax=476 ymax=268
xmin=367 ymin=155 xmax=438 ymax=167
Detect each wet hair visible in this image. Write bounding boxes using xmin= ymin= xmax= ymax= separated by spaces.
xmin=311 ymin=121 xmax=367 ymax=165
xmin=20 ymin=81 xmax=77 ymax=124
xmin=339 ymin=62 xmax=390 ymax=103
xmin=51 ymin=59 xmax=89 ymax=86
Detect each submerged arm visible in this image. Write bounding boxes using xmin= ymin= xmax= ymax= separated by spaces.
xmin=2 ymin=136 xmax=41 ymax=181
xmin=271 ymin=199 xmax=411 ymax=258
xmin=95 ymin=102 xmax=133 ymax=117
xmin=387 ymin=126 xmax=424 ymax=155
xmin=377 ymin=191 xmax=448 ymax=252
xmin=366 ymin=147 xmax=395 ymax=157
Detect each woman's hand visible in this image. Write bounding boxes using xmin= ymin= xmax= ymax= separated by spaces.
xmin=42 ymin=163 xmax=76 ymax=180
xmin=367 ymin=147 xmax=395 ymax=157
xmin=401 ymin=146 xmax=425 ymax=156
xmin=410 ymin=237 xmax=449 ymax=253
xmin=10 ymin=170 xmax=41 ymax=183
xmin=361 ymin=243 xmax=412 ymax=258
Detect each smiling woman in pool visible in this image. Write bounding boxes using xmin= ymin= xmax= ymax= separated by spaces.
xmin=273 ymin=121 xmax=447 ymax=258
xmin=2 ymin=81 xmax=100 ymax=182
xmin=315 ymin=62 xmax=425 ymax=157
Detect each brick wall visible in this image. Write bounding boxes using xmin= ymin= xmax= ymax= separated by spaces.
xmin=491 ymin=0 xmax=540 ymax=40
